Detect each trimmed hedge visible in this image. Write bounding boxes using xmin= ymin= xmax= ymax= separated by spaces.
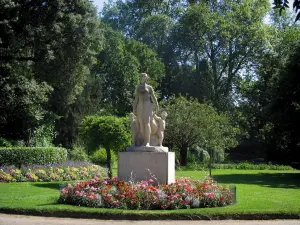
xmin=212 ymin=162 xmax=295 ymax=170
xmin=0 ymin=147 xmax=68 ymax=168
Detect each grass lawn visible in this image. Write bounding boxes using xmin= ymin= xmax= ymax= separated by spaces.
xmin=0 ymin=169 xmax=300 ymax=219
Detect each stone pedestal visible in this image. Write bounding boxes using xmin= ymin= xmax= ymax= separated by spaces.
xmin=118 ymin=151 xmax=175 ymax=185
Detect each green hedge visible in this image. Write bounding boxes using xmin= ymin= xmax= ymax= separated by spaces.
xmin=0 ymin=147 xmax=68 ymax=168
xmin=212 ymin=162 xmax=295 ymax=170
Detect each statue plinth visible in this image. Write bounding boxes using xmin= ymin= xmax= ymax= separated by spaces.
xmin=126 ymin=146 xmax=168 ymax=153
xmin=118 ymin=151 xmax=175 ymax=185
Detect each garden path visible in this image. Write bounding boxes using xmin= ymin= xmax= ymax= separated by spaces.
xmin=0 ymin=214 xmax=300 ymax=225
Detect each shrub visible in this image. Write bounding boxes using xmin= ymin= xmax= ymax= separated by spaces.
xmin=28 ymin=124 xmax=55 ymax=147
xmin=0 ymin=147 xmax=68 ymax=168
xmin=89 ymin=148 xmax=117 ymax=166
xmin=0 ymin=162 xmax=105 ymax=182
xmin=58 ymin=177 xmax=234 ymax=209
xmin=0 ymin=137 xmax=12 ymax=147
xmin=68 ymin=146 xmax=89 ymax=162
xmin=212 ymin=162 xmax=295 ymax=170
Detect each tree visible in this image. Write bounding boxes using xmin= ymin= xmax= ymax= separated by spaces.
xmin=272 ymin=0 xmax=300 ymax=22
xmin=93 ymin=25 xmax=164 ymax=116
xmin=80 ymin=116 xmax=131 ymax=178
xmin=267 ymin=44 xmax=300 ymax=163
xmin=163 ymin=96 xmax=239 ymax=166
xmin=234 ymin=17 xmax=300 ymax=161
xmin=0 ymin=0 xmax=103 ymax=145
xmin=173 ymin=0 xmax=270 ymax=111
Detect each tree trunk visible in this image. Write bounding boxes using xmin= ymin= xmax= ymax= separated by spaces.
xmin=180 ymin=146 xmax=188 ymax=166
xmin=106 ymin=148 xmax=112 ymax=178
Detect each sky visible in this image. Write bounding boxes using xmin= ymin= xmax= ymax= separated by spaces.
xmin=91 ymin=0 xmax=108 ymax=12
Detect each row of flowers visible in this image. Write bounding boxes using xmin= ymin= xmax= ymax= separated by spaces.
xmin=0 ymin=162 xmax=105 ymax=182
xmin=58 ymin=177 xmax=234 ymax=210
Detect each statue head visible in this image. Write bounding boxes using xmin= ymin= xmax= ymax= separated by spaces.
xmin=161 ymin=111 xmax=168 ymax=120
xmin=140 ymin=73 xmax=148 ymax=83
xmin=129 ymin=113 xmax=136 ymax=122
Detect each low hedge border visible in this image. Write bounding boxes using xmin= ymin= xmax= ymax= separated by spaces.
xmin=0 ymin=208 xmax=299 ymax=220
xmin=0 ymin=147 xmax=68 ymax=168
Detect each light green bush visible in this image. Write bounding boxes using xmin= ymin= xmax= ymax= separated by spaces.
xmin=89 ymin=148 xmax=117 ymax=166
xmin=68 ymin=146 xmax=89 ymax=162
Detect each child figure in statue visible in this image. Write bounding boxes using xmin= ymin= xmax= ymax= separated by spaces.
xmin=133 ymin=73 xmax=159 ymax=146
xmin=129 ymin=113 xmax=140 ymax=146
xmin=153 ymin=111 xmax=168 ymax=146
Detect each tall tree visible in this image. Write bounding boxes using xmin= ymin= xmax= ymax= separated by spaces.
xmin=174 ymin=0 xmax=270 ymax=110
xmin=94 ymin=25 xmax=164 ymax=116
xmin=0 ymin=0 xmax=103 ymax=145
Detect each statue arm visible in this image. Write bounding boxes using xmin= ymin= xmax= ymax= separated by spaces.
xmin=153 ymin=114 xmax=161 ymax=121
xmin=133 ymin=88 xmax=138 ymax=114
xmin=150 ymin=86 xmax=159 ymax=113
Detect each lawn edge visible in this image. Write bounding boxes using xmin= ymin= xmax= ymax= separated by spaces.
xmin=0 ymin=208 xmax=299 ymax=220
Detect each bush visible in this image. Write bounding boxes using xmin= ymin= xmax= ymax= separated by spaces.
xmin=89 ymin=148 xmax=117 ymax=166
xmin=0 ymin=147 xmax=68 ymax=168
xmin=212 ymin=162 xmax=295 ymax=170
xmin=0 ymin=162 xmax=105 ymax=182
xmin=29 ymin=124 xmax=55 ymax=147
xmin=0 ymin=137 xmax=12 ymax=147
xmin=68 ymin=146 xmax=89 ymax=162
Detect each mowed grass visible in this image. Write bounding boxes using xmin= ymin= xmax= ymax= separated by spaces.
xmin=0 ymin=169 xmax=299 ymax=216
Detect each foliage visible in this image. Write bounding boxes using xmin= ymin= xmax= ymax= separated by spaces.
xmin=89 ymin=148 xmax=117 ymax=166
xmin=266 ymin=44 xmax=300 ymax=163
xmin=0 ymin=0 xmax=103 ymax=145
xmin=0 ymin=162 xmax=105 ymax=182
xmin=68 ymin=146 xmax=89 ymax=162
xmin=58 ymin=177 xmax=233 ymax=209
xmin=0 ymin=137 xmax=12 ymax=147
xmin=80 ymin=116 xmax=131 ymax=153
xmin=94 ymin=25 xmax=164 ymax=116
xmin=163 ymin=96 xmax=240 ymax=166
xmin=80 ymin=115 xmax=130 ymax=177
xmin=212 ymin=163 xmax=295 ymax=170
xmin=272 ymin=0 xmax=300 ymax=22
xmin=102 ymin=0 xmax=270 ymax=112
xmin=28 ymin=124 xmax=56 ymax=147
xmin=0 ymin=147 xmax=67 ymax=168
xmin=173 ymin=0 xmax=269 ymax=110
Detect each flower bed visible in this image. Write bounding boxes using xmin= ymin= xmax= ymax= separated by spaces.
xmin=0 ymin=161 xmax=105 ymax=182
xmin=58 ymin=177 xmax=234 ymax=210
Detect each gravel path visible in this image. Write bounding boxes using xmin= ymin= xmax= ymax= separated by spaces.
xmin=0 ymin=214 xmax=300 ymax=225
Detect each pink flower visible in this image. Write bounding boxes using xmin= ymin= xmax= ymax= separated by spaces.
xmin=90 ymin=186 xmax=97 ymax=192
xmin=204 ymin=192 xmax=215 ymax=199
xmin=61 ymin=188 xmax=68 ymax=194
xmin=67 ymin=184 xmax=73 ymax=189
xmin=88 ymin=193 xmax=96 ymax=199
xmin=148 ymin=179 xmax=154 ymax=183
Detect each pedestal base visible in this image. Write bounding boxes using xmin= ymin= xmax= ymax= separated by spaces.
xmin=118 ymin=151 xmax=175 ymax=185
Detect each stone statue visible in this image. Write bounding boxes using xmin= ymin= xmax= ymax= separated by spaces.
xmin=133 ymin=73 xmax=159 ymax=146
xmin=153 ymin=111 xmax=168 ymax=146
xmin=129 ymin=113 xmax=140 ymax=146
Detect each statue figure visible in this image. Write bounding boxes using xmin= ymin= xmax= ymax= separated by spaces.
xmin=153 ymin=111 xmax=168 ymax=146
xmin=129 ymin=113 xmax=140 ymax=146
xmin=133 ymin=73 xmax=159 ymax=146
